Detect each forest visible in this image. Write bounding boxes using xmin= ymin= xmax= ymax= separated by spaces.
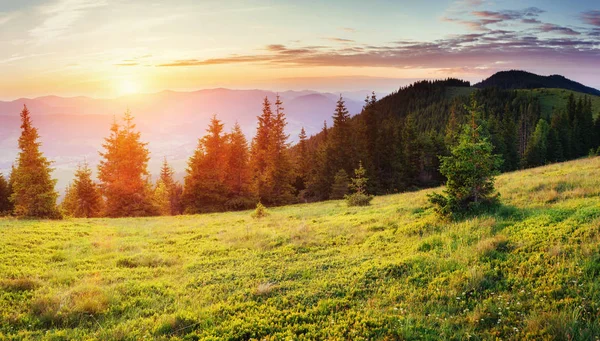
xmin=0 ymin=79 xmax=599 ymax=218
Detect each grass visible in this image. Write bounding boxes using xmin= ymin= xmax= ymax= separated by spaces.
xmin=1 ymin=157 xmax=600 ymax=340
xmin=518 ymin=88 xmax=600 ymax=118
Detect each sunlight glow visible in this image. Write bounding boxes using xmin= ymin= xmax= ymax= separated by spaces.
xmin=118 ymin=79 xmax=141 ymax=96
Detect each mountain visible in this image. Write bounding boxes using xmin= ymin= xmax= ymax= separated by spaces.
xmin=0 ymin=88 xmax=366 ymax=192
xmin=474 ymin=70 xmax=600 ymax=96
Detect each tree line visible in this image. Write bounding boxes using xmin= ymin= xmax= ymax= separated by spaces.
xmin=0 ymin=80 xmax=599 ymax=218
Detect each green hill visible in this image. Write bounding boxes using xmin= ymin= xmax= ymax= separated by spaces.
xmin=518 ymin=88 xmax=600 ymax=118
xmin=474 ymin=70 xmax=600 ymax=96
xmin=2 ymin=157 xmax=600 ymax=340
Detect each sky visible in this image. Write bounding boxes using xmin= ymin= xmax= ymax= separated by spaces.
xmin=0 ymin=0 xmax=599 ymax=99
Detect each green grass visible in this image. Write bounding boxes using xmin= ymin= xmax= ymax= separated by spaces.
xmin=2 ymin=158 xmax=600 ymax=340
xmin=518 ymin=88 xmax=600 ymax=118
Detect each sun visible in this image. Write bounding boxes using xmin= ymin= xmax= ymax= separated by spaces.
xmin=118 ymin=79 xmax=141 ymax=96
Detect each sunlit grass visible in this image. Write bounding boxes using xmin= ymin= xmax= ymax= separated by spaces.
xmin=1 ymin=157 xmax=600 ymax=339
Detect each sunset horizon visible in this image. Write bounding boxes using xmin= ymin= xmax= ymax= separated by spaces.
xmin=1 ymin=0 xmax=599 ymax=99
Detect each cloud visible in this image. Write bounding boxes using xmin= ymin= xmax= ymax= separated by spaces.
xmin=581 ymin=10 xmax=600 ymax=27
xmin=538 ymin=23 xmax=580 ymax=36
xmin=29 ymin=0 xmax=107 ymax=42
xmin=154 ymin=27 xmax=600 ymax=72
xmin=341 ymin=27 xmax=356 ymax=33
xmin=323 ymin=37 xmax=355 ymax=43
xmin=0 ymin=12 xmax=16 ymax=26
xmin=445 ymin=7 xmax=545 ymax=31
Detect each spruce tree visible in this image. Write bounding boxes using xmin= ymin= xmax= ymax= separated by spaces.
xmin=183 ymin=115 xmax=229 ymax=213
xmin=326 ymin=95 xmax=354 ymax=177
xmin=267 ymin=95 xmax=295 ymax=205
xmin=0 ymin=173 xmax=11 ymax=215
xmin=402 ymin=115 xmax=421 ymax=189
xmin=98 ymin=111 xmax=155 ymax=217
xmin=10 ymin=105 xmax=60 ymax=218
xmin=522 ymin=119 xmax=550 ymax=168
xmin=153 ymin=180 xmax=171 ymax=216
xmin=330 ymin=169 xmax=350 ymax=200
xmin=61 ymin=182 xmax=78 ymax=217
xmin=225 ymin=123 xmax=254 ymax=209
xmin=428 ymin=102 xmax=503 ymax=219
xmin=69 ymin=161 xmax=102 ymax=218
xmin=295 ymin=127 xmax=310 ymax=191
xmin=251 ymin=97 xmax=274 ymax=202
xmin=345 ymin=161 xmax=373 ymax=206
xmin=158 ymin=158 xmax=182 ymax=215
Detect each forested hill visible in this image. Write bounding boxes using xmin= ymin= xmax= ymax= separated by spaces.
xmin=297 ymin=78 xmax=600 ymax=202
xmin=473 ymin=70 xmax=600 ymax=96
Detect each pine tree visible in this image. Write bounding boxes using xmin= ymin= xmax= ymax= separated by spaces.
xmin=593 ymin=115 xmax=600 ymax=150
xmin=153 ymin=180 xmax=171 ymax=216
xmin=330 ymin=169 xmax=350 ymax=200
xmin=0 ymin=173 xmax=11 ymax=215
xmin=326 ymin=95 xmax=354 ymax=177
xmin=61 ymin=182 xmax=78 ymax=217
xmin=523 ymin=119 xmax=550 ymax=168
xmin=98 ymin=111 xmax=155 ymax=217
xmin=183 ymin=115 xmax=229 ymax=213
xmin=266 ymin=95 xmax=295 ymax=205
xmin=158 ymin=158 xmax=183 ymax=215
xmin=345 ymin=161 xmax=373 ymax=206
xmin=6 ymin=165 xmax=15 ymax=214
xmin=428 ymin=102 xmax=503 ymax=219
xmin=402 ymin=115 xmax=421 ymax=189
xmin=445 ymin=106 xmax=460 ymax=147
xmin=10 ymin=105 xmax=60 ymax=218
xmin=251 ymin=97 xmax=274 ymax=202
xmin=224 ymin=123 xmax=254 ymax=210
xmin=295 ymin=127 xmax=310 ymax=190
xmin=65 ymin=161 xmax=103 ymax=218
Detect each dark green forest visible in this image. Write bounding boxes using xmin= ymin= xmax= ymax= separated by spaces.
xmin=2 ymin=77 xmax=600 ymax=218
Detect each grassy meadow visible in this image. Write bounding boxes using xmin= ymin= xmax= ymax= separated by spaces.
xmin=2 ymin=157 xmax=600 ymax=340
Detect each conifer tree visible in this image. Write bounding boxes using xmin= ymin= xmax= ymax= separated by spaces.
xmin=64 ymin=161 xmax=102 ymax=218
xmin=158 ymin=158 xmax=183 ymax=215
xmin=61 ymin=182 xmax=78 ymax=217
xmin=183 ymin=115 xmax=229 ymax=213
xmin=225 ymin=123 xmax=254 ymax=209
xmin=402 ymin=115 xmax=421 ymax=189
xmin=330 ymin=169 xmax=350 ymax=200
xmin=593 ymin=115 xmax=600 ymax=150
xmin=0 ymin=173 xmax=11 ymax=215
xmin=251 ymin=97 xmax=274 ymax=201
xmin=345 ymin=161 xmax=373 ymax=206
xmin=10 ymin=105 xmax=60 ymax=218
xmin=98 ymin=111 xmax=155 ymax=217
xmin=295 ymin=127 xmax=310 ymax=186
xmin=266 ymin=95 xmax=295 ymax=205
xmin=326 ymin=95 xmax=354 ymax=177
xmin=523 ymin=119 xmax=550 ymax=168
xmin=428 ymin=102 xmax=503 ymax=219
xmin=153 ymin=180 xmax=171 ymax=216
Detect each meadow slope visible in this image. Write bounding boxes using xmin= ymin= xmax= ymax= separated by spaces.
xmin=2 ymin=158 xmax=600 ymax=340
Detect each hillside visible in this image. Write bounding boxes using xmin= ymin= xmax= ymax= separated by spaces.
xmin=474 ymin=70 xmax=600 ymax=96
xmin=2 ymin=157 xmax=600 ymax=340
xmin=519 ymin=88 xmax=600 ymax=118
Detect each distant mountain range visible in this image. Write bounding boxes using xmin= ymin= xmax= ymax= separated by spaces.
xmin=474 ymin=70 xmax=600 ymax=96
xmin=0 ymin=89 xmax=373 ymax=191
xmin=2 ymin=70 xmax=599 ymax=195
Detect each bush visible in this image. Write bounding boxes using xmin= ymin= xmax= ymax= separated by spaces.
xmin=251 ymin=202 xmax=269 ymax=219
xmin=224 ymin=197 xmax=255 ymax=211
xmin=345 ymin=193 xmax=373 ymax=207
